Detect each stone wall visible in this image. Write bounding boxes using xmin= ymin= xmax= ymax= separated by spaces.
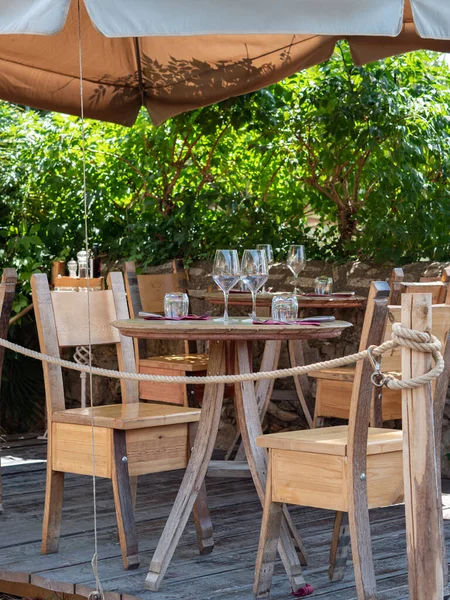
xmin=70 ymin=259 xmax=450 ymax=475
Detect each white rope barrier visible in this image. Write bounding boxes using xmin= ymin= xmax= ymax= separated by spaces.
xmin=0 ymin=323 xmax=444 ymax=390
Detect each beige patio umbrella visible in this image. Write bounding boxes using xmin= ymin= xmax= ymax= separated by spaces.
xmin=0 ymin=0 xmax=450 ymax=126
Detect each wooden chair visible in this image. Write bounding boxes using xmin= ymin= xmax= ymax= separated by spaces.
xmin=310 ymin=277 xmax=450 ymax=427
xmin=124 ymin=261 xmax=209 ymax=406
xmin=0 ymin=268 xmax=17 ymax=513
xmin=32 ymin=272 xmax=213 ymax=570
xmin=254 ymin=289 xmax=450 ymax=599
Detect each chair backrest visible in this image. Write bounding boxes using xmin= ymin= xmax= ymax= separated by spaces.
xmin=419 ymin=266 xmax=450 ymax=284
xmin=0 ymin=268 xmax=17 ymax=384
xmin=388 ymin=268 xmax=404 ymax=304
xmin=357 ymin=281 xmax=391 ymax=353
xmin=398 ymin=281 xmax=449 ymax=304
xmin=32 ymin=271 xmax=138 ymax=417
xmin=124 ymin=260 xmax=188 ymax=317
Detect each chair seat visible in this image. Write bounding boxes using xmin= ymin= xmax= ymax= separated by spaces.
xmin=309 ymin=367 xmax=402 ymax=382
xmin=308 ymin=367 xmax=356 ymax=381
xmin=140 ymin=353 xmax=209 ymax=372
xmin=257 ymin=425 xmax=402 ymax=456
xmin=52 ymin=402 xmax=201 ymax=430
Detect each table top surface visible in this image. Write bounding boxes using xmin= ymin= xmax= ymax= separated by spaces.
xmin=201 ymin=290 xmax=366 ymax=308
xmin=113 ymin=316 xmax=353 ymax=341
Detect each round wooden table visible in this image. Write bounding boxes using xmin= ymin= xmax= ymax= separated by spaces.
xmin=114 ymin=317 xmax=352 ymax=593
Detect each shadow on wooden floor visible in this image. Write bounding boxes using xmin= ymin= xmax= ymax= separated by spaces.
xmin=1 ymin=439 xmax=450 ymax=600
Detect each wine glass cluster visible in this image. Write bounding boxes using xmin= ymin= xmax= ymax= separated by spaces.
xmin=212 ymin=245 xmax=306 ymax=322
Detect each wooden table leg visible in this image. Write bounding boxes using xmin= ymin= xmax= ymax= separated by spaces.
xmin=233 ymin=340 xmax=308 ymax=591
xmin=145 ymin=341 xmax=227 ymax=591
xmin=233 ymin=340 xmax=282 ymax=463
xmin=288 ymin=340 xmax=314 ymax=429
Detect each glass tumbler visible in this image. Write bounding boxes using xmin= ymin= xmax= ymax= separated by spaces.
xmin=271 ymin=294 xmax=298 ymax=322
xmin=315 ymin=276 xmax=333 ymax=295
xmin=164 ymin=292 xmax=189 ymax=318
xmin=67 ymin=259 xmax=78 ymax=278
xmin=77 ymin=250 xmax=89 ymax=279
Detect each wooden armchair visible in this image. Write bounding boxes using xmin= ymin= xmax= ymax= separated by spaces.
xmin=124 ymin=261 xmax=209 ymax=407
xmin=254 ymin=290 xmax=450 ymax=599
xmin=0 ymin=268 xmax=17 ymax=513
xmin=310 ymin=275 xmax=450 ymax=427
xmin=32 ymin=272 xmax=213 ymax=571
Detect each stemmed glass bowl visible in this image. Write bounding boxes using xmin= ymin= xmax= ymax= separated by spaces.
xmin=241 ymin=249 xmax=268 ymax=318
xmin=212 ymin=249 xmax=241 ymax=323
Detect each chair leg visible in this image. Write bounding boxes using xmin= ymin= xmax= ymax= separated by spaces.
xmin=111 ymin=430 xmax=139 ymax=570
xmin=328 ymin=511 xmax=350 ymax=582
xmin=189 ymin=421 xmax=214 ymax=556
xmin=348 ymin=503 xmax=377 ymax=599
xmin=254 ymin=454 xmax=283 ymax=599
xmin=314 ymin=416 xmax=324 ymax=428
xmin=42 ymin=469 xmax=65 ymax=554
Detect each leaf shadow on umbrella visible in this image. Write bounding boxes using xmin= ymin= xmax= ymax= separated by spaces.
xmin=88 ymin=40 xmax=300 ymax=113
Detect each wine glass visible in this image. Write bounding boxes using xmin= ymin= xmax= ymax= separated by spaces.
xmin=212 ymin=250 xmax=241 ymax=323
xmin=241 ymin=249 xmax=268 ymax=318
xmin=256 ymin=244 xmax=274 ymax=293
xmin=287 ymin=245 xmax=306 ymax=294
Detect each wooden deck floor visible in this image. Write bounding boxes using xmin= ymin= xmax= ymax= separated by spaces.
xmin=1 ymin=439 xmax=450 ymax=600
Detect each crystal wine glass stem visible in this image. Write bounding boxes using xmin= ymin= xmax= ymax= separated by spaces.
xmin=223 ymin=290 xmax=229 ymax=323
xmin=293 ymin=274 xmax=298 ymax=294
xmin=261 ymin=268 xmax=270 ymax=293
xmin=251 ymin=290 xmax=257 ymax=318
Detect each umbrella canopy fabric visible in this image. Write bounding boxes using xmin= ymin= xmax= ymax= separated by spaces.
xmin=0 ymin=0 xmax=449 ymax=125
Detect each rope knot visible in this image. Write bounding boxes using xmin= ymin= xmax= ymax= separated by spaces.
xmin=391 ymin=323 xmax=442 ymax=354
xmin=374 ymin=323 xmax=445 ymax=391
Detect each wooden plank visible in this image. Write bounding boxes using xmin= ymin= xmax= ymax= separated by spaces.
xmin=111 ymin=429 xmax=139 ymax=570
xmin=126 ymin=424 xmax=189 ymax=475
xmin=137 ymin=273 xmax=184 ymax=315
xmin=400 ymin=293 xmax=444 ymax=600
xmin=138 ymin=366 xmax=187 ymax=405
xmin=140 ymin=355 xmax=208 ymax=372
xmin=257 ymin=425 xmax=402 ymax=456
xmin=328 ymin=511 xmax=350 ymax=582
xmin=288 ymin=339 xmax=314 ymax=428
xmin=124 ymin=261 xmax=147 ymax=362
xmin=52 ymin=423 xmax=111 ymax=478
xmin=346 ymin=281 xmax=391 ymax=599
xmin=308 ymin=367 xmax=355 ymax=381
xmin=53 ymin=276 xmax=104 ymax=290
xmin=52 ymin=402 xmax=200 ymax=430
xmin=109 ymin=272 xmax=139 ymax=405
xmin=50 ymin=289 xmax=120 ymax=347
xmin=207 ymin=460 xmax=251 ymax=478
xmin=254 ymin=452 xmax=284 ymax=598
xmin=233 ymin=340 xmax=306 ymax=591
xmin=145 ymin=340 xmax=227 ymax=591
xmin=0 ymin=268 xmax=17 ymax=513
xmin=272 ymin=449 xmax=346 ymax=511
xmin=189 ymin=421 xmax=215 ymax=556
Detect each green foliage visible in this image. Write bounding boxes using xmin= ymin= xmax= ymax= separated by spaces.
xmin=0 ymin=44 xmax=450 ymax=290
